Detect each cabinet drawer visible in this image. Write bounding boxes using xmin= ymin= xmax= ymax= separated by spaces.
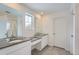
xmin=41 ymin=35 xmax=48 ymax=49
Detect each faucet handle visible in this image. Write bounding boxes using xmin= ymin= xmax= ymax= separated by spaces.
xmin=5 ymin=31 xmax=8 ymax=37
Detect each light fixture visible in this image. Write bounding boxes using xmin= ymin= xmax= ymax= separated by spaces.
xmin=40 ymin=12 xmax=44 ymax=15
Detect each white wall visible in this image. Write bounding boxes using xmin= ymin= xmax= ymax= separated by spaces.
xmin=35 ymin=14 xmax=42 ymax=33
xmin=74 ymin=4 xmax=79 ymax=54
xmin=66 ymin=15 xmax=73 ymax=53
xmin=34 ymin=14 xmax=54 ymax=46
xmin=42 ymin=15 xmax=54 ymax=46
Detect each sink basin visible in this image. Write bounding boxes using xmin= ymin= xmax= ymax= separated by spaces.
xmin=0 ymin=39 xmax=10 ymax=48
xmin=0 ymin=39 xmax=24 ymax=49
xmin=31 ymin=38 xmax=39 ymax=42
xmin=9 ymin=40 xmax=23 ymax=44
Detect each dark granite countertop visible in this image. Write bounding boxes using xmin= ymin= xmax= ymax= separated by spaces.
xmin=0 ymin=37 xmax=31 ymax=49
xmin=34 ymin=34 xmax=48 ymax=38
xmin=0 ymin=34 xmax=48 ymax=50
xmin=31 ymin=34 xmax=48 ymax=42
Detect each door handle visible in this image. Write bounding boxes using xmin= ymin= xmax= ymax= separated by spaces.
xmin=71 ymin=34 xmax=73 ymax=38
xmin=53 ymin=33 xmax=56 ymax=35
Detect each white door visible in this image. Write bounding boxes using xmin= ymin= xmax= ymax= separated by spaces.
xmin=68 ymin=16 xmax=74 ymax=54
xmin=54 ymin=18 xmax=67 ymax=49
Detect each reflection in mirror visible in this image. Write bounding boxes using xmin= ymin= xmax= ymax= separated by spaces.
xmin=0 ymin=20 xmax=7 ymax=38
xmin=0 ymin=11 xmax=17 ymax=39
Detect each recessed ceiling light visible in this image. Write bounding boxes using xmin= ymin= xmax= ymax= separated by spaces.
xmin=41 ymin=12 xmax=44 ymax=15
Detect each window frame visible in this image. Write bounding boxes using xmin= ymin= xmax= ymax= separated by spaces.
xmin=25 ymin=13 xmax=35 ymax=31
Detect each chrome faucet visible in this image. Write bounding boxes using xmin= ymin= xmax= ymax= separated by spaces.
xmin=5 ymin=31 xmax=8 ymax=38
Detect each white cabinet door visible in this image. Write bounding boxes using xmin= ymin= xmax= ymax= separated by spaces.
xmin=7 ymin=46 xmax=31 ymax=55
xmin=35 ymin=35 xmax=48 ymax=51
xmin=0 ymin=41 xmax=31 ymax=55
xmin=41 ymin=35 xmax=48 ymax=50
xmin=7 ymin=41 xmax=31 ymax=55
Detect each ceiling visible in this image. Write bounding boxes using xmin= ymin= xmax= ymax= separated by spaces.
xmin=23 ymin=3 xmax=72 ymax=14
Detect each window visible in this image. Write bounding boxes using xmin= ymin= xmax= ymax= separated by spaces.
xmin=6 ymin=22 xmax=10 ymax=31
xmin=25 ymin=14 xmax=32 ymax=27
xmin=24 ymin=13 xmax=35 ymax=37
xmin=25 ymin=14 xmax=35 ymax=31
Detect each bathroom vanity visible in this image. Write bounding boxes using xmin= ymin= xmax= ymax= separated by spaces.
xmin=0 ymin=34 xmax=48 ymax=55
xmin=0 ymin=37 xmax=31 ymax=55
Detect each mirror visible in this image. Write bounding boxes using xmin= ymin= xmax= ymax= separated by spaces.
xmin=0 ymin=11 xmax=17 ymax=39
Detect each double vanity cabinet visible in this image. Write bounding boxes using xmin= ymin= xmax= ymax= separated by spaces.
xmin=0 ymin=34 xmax=48 ymax=55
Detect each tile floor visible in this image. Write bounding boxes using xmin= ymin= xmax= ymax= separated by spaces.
xmin=32 ymin=46 xmax=72 ymax=55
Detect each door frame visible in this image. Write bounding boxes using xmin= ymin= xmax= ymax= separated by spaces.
xmin=53 ymin=17 xmax=67 ymax=49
